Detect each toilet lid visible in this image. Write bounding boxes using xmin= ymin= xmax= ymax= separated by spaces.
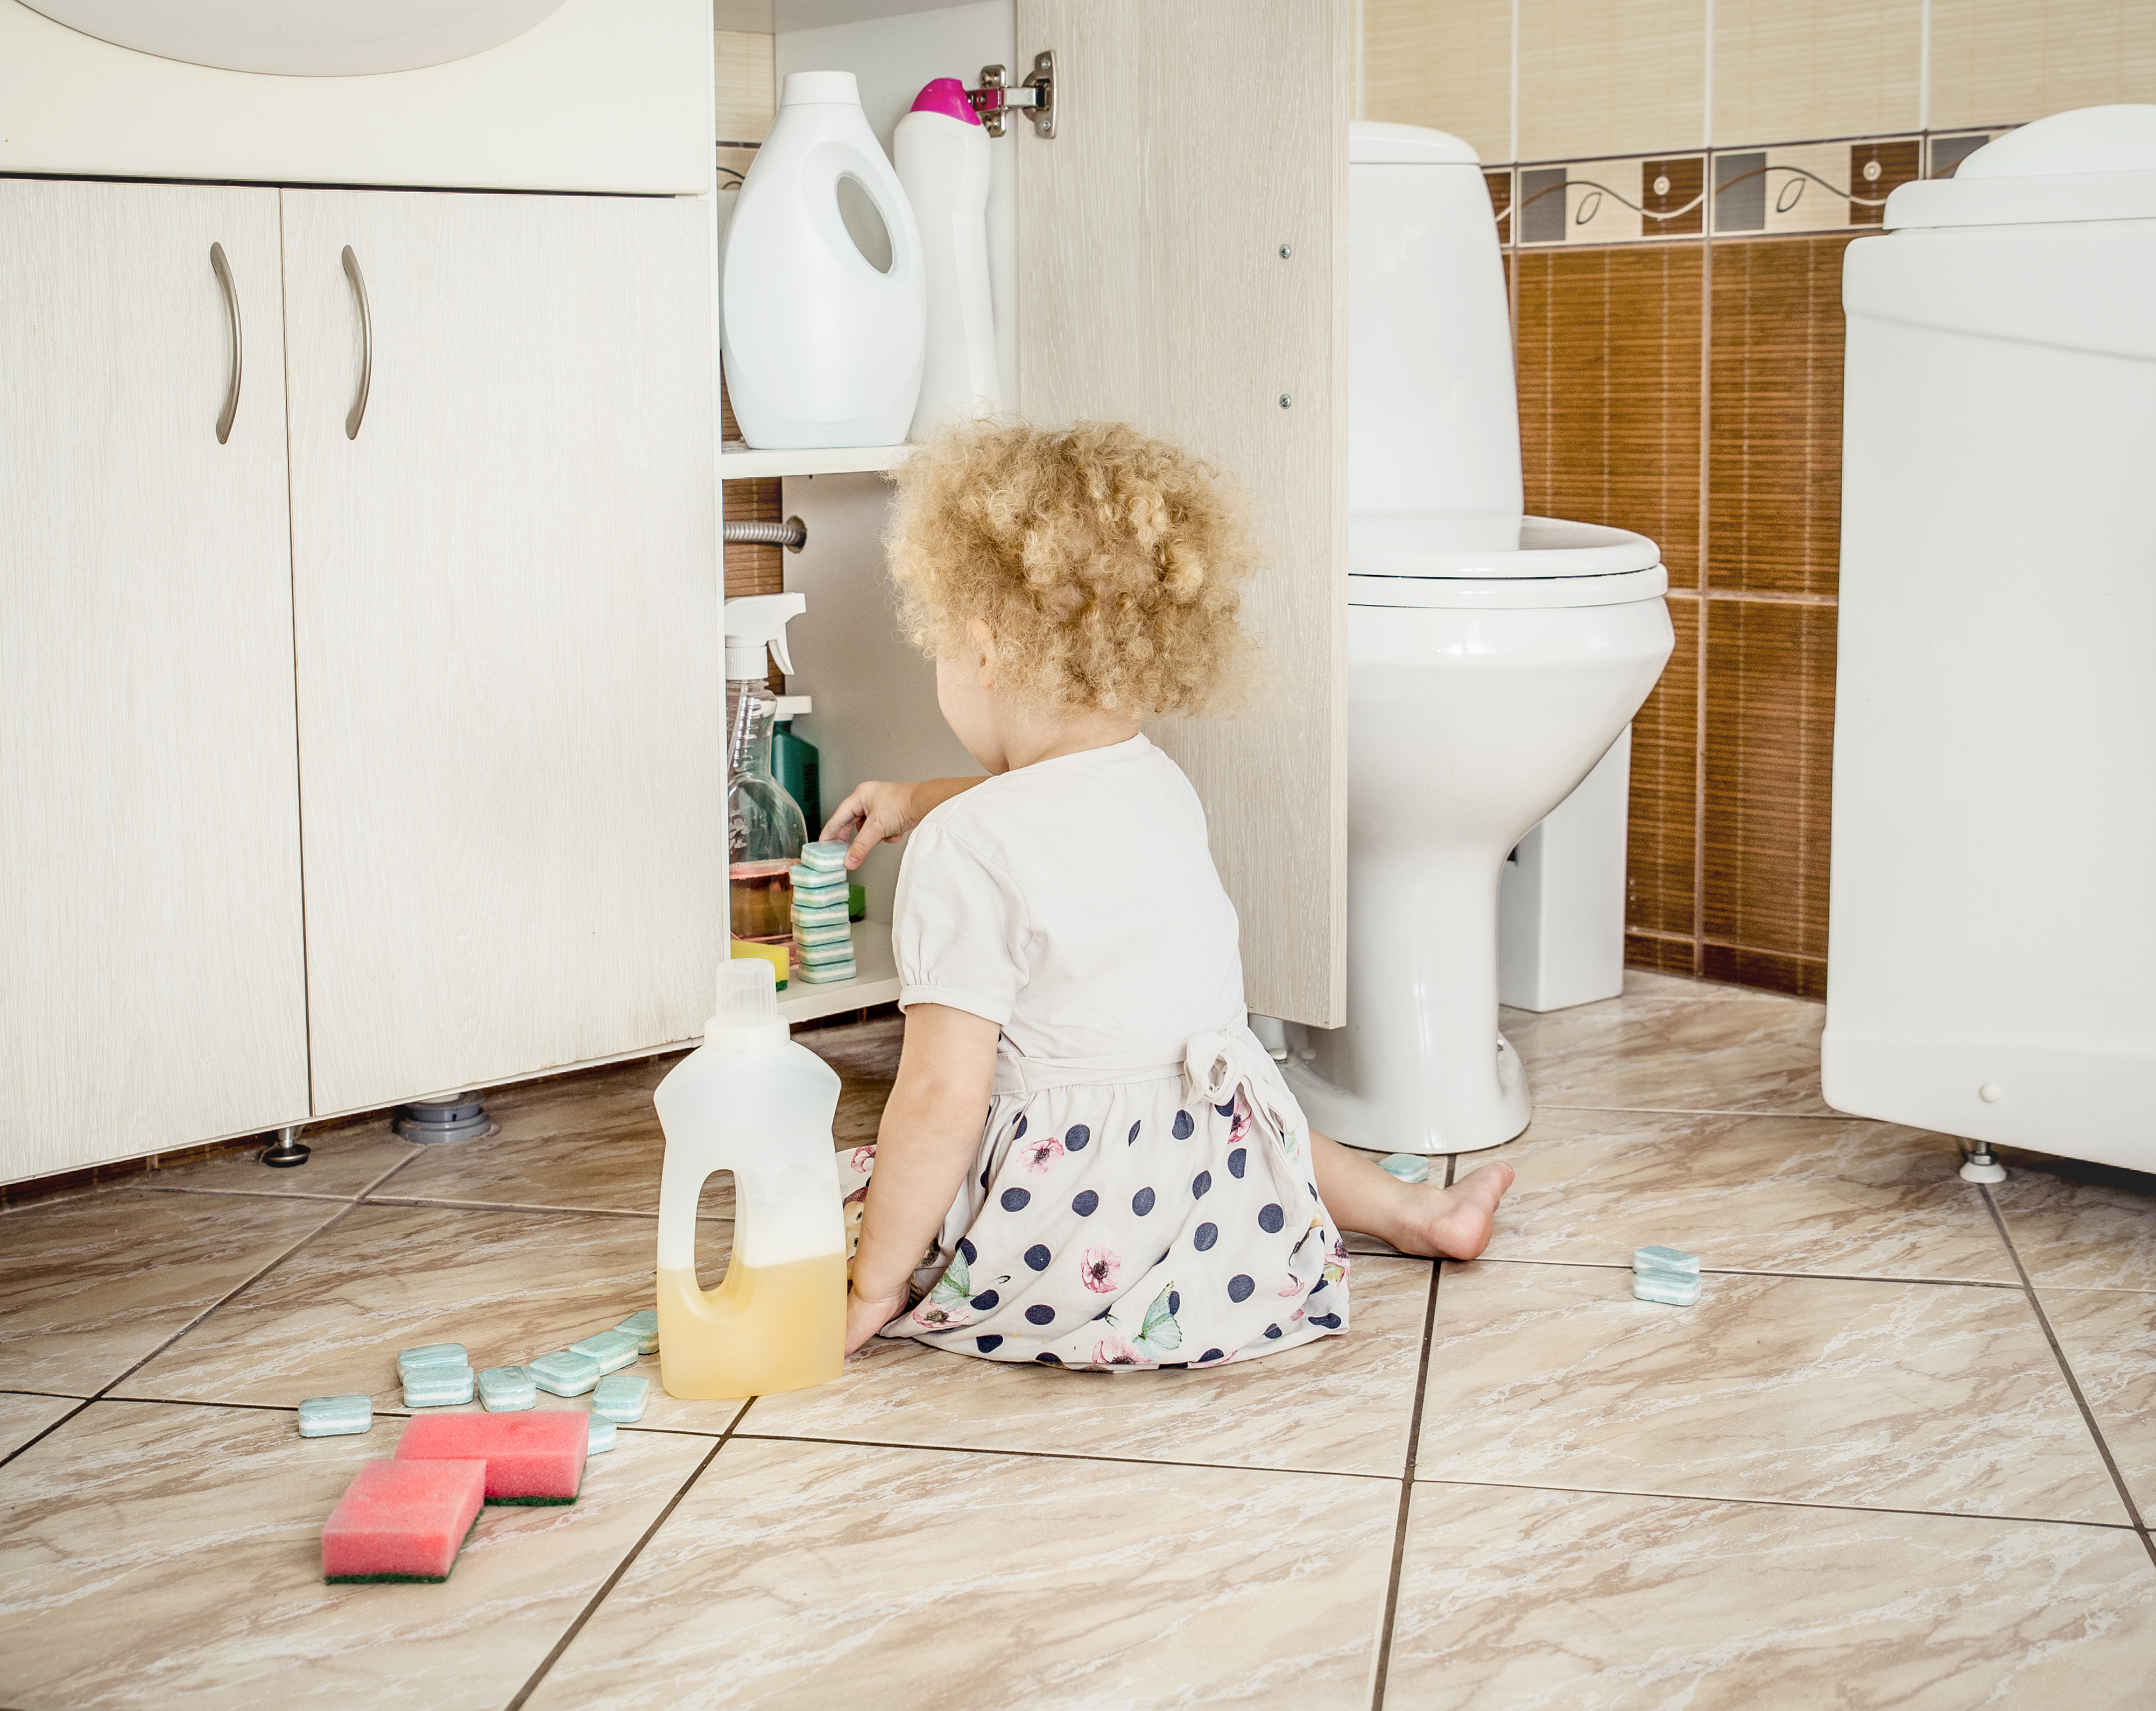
xmin=1349 ymin=564 xmax=1668 ymax=609
xmin=1350 ymin=516 xmax=1662 ymax=579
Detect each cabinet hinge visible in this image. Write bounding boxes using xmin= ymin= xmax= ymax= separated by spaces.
xmin=968 ymin=51 xmax=1055 ymax=140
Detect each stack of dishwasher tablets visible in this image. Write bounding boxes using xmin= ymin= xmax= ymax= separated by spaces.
xmin=791 ymin=840 xmax=856 ymax=982
xmin=1632 ymin=1245 xmax=1701 ymax=1307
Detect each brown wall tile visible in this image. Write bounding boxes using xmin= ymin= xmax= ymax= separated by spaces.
xmin=1642 ymin=157 xmax=1706 ymax=236
xmin=1516 ymin=243 xmax=1704 ymax=587
xmin=1707 ymin=235 xmax=1853 ymax=597
xmin=1626 ymin=931 xmax=1703 ymax=977
xmin=1703 ymin=597 xmax=1836 ymax=966
xmin=1702 ymin=942 xmax=1826 ymax=1000
xmin=1848 ymin=139 xmax=1921 ymax=225
xmin=1627 ymin=592 xmax=1700 ymax=943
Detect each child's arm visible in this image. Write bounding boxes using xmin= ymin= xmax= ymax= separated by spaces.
xmin=821 ymin=777 xmax=984 ymax=869
xmin=846 ymin=1001 xmax=1002 ymax=1353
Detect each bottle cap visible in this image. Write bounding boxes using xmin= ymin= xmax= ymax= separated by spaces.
xmin=909 ymin=77 xmax=982 ymax=127
xmin=781 ymin=71 xmax=860 ymax=108
xmin=706 ymin=958 xmax=788 ymax=1050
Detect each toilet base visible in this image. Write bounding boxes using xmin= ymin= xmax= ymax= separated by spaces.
xmin=1283 ymin=1034 xmax=1531 ymax=1157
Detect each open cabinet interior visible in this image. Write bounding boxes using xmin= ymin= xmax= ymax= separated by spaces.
xmin=725 ymin=0 xmax=1349 ymax=1030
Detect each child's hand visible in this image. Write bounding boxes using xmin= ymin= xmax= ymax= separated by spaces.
xmin=822 ymin=777 xmax=985 ymax=868
xmin=821 ymin=780 xmax=925 ymax=869
xmin=845 ymin=1284 xmax=908 ymax=1355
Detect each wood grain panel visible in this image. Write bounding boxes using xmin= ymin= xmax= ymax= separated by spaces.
xmin=1516 ymin=243 xmax=1704 ymax=588
xmin=1707 ymin=235 xmax=1853 ymax=597
xmin=1703 ymin=597 xmax=1836 ymax=979
xmin=282 ymin=188 xmax=722 ymax=1114
xmin=1014 ymin=0 xmax=1349 ymax=1027
xmin=1 ymin=180 xmax=309 ymax=1180
xmin=1627 ymin=592 xmax=1701 ymax=945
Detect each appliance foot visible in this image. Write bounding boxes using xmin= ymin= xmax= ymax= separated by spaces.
xmin=394 ymin=1093 xmax=498 ymax=1145
xmin=260 ymin=1125 xmax=311 ymax=1169
xmin=1958 ymin=1142 xmax=2007 ymax=1185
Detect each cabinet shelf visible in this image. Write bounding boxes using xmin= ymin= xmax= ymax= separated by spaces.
xmin=776 ymin=918 xmax=899 ymax=1023
xmin=718 ymin=442 xmax=911 ymax=481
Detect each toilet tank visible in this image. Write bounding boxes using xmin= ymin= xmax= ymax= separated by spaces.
xmin=1348 ymin=121 xmax=1523 ymax=551
xmin=1822 ymin=105 xmax=2156 ymax=1172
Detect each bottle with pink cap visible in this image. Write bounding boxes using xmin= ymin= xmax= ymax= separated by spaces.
xmin=894 ymin=76 xmax=1001 ymax=436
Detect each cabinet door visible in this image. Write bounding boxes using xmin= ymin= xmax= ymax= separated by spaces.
xmin=1 ymin=180 xmax=309 ymax=1180
xmin=1013 ymin=0 xmax=1350 ymax=1027
xmin=281 ymin=189 xmax=722 ymax=1114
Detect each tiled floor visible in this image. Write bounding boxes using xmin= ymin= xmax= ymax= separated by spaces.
xmin=3 ymin=971 xmax=2152 ymax=1708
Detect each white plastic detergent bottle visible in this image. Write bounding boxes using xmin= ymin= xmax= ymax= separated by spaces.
xmin=894 ymin=76 xmax=1001 ymax=435
xmin=721 ymin=70 xmax=926 ymax=449
xmin=653 ymin=958 xmax=846 ymax=1398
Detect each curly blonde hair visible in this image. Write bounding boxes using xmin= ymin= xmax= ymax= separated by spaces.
xmin=885 ymin=418 xmax=1259 ymax=717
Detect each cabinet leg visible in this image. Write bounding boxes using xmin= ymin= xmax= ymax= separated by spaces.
xmin=260 ymin=1125 xmax=311 ymax=1169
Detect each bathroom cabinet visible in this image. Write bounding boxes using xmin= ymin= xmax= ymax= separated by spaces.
xmin=1 ymin=179 xmax=722 ymax=1176
xmin=0 ymin=179 xmax=311 ymax=1182
xmin=279 ymin=189 xmax=722 ymax=1117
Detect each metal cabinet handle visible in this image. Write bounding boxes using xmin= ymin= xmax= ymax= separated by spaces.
xmin=341 ymin=244 xmax=371 ymax=440
xmin=210 ymin=242 xmax=241 ymax=444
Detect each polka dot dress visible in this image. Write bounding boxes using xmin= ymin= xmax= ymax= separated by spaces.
xmin=844 ymin=1030 xmax=1352 ymax=1370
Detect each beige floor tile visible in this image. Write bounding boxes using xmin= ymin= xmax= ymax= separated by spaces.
xmin=1417 ymin=1261 xmax=2125 ymax=1524
xmin=0 ymin=1191 xmax=344 ymax=1397
xmin=1992 ymin=1151 xmax=2156 ymax=1292
xmin=746 ymin=1254 xmax=1431 ymax=1478
xmin=117 ymin=1202 xmax=746 ymax=1436
xmin=0 ymin=1398 xmax=714 ymax=1710
xmin=130 ymin=1112 xmax=421 ymax=1201
xmin=1385 ymin=1482 xmax=2156 ymax=1710
xmin=524 ymin=1437 xmax=1396 ymax=1710
xmin=0 ymin=1390 xmax=82 ymax=1460
xmin=1504 ymin=971 xmax=1833 ymax=1117
xmin=1482 ymin=1107 xmax=2014 ymax=1282
xmin=2042 ymin=1288 xmax=2156 ymax=1518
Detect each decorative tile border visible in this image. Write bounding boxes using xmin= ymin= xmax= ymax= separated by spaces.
xmin=1490 ymin=130 xmax=2007 ymax=245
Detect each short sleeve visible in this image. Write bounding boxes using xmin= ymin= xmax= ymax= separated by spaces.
xmin=891 ymin=817 xmax=1029 ymax=1026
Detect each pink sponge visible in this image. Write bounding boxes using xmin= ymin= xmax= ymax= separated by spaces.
xmin=322 ymin=1458 xmax=487 ymax=1583
xmin=396 ymin=1411 xmax=589 ymax=1505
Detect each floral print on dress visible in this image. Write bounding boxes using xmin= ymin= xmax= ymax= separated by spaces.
xmin=873 ymin=1026 xmax=1348 ymax=1372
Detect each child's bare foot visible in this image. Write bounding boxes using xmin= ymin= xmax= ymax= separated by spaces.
xmin=1391 ymin=1161 xmax=1516 ymax=1260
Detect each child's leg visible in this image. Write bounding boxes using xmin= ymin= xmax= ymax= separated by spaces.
xmin=1309 ymin=1128 xmax=1514 ymax=1260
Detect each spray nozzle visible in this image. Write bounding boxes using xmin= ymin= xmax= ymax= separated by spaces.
xmin=724 ymin=592 xmax=806 ymax=680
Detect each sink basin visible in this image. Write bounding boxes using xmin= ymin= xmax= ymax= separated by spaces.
xmin=25 ymin=0 xmax=573 ymax=75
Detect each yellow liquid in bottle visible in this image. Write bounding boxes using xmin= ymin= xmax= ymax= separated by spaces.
xmin=656 ymin=1250 xmax=847 ymax=1399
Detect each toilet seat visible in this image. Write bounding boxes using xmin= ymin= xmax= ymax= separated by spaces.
xmin=1349 ymin=564 xmax=1667 ymax=609
xmin=1351 ymin=515 xmax=1659 ymax=576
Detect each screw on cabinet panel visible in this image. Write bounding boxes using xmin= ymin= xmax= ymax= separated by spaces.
xmin=1279 ymin=243 xmax=1292 ymax=258
xmin=1278 ymin=394 xmax=1292 ymax=408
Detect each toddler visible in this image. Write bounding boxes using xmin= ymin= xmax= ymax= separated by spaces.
xmin=828 ymin=420 xmax=1512 ymax=1368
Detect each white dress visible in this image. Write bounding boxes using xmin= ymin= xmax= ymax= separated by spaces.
xmin=857 ymin=734 xmax=1351 ymax=1371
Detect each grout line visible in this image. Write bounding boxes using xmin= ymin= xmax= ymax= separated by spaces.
xmin=1369 ymin=1198 xmax=1447 ymax=1708
xmin=356 ymin=1146 xmax=426 ymax=1197
xmin=1693 ymin=207 xmax=1713 ymax=980
xmin=83 ymin=1200 xmax=363 ymax=1405
xmin=0 ymin=1201 xmax=356 ymax=1472
xmin=1410 ymin=1473 xmax=2145 ymax=1534
xmin=1537 ymin=1101 xmax=1844 ymax=1119
xmin=1461 ymin=1255 xmax=2025 ymax=1290
xmin=0 ymin=1397 xmax=96 ymax=1473
xmin=1978 ymin=1187 xmax=2156 ymax=1566
xmin=725 ymin=1431 xmax=1398 ymax=1487
xmin=505 ymin=1399 xmax=755 ymax=1709
xmin=358 ymin=1194 xmax=731 ymax=1223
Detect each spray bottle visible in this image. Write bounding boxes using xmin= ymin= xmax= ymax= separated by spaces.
xmin=654 ymin=958 xmax=846 ymax=1398
xmin=895 ymin=77 xmax=1001 ymax=435
xmin=726 ymin=595 xmax=809 ymax=943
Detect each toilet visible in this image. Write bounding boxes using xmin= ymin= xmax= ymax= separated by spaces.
xmin=1276 ymin=122 xmax=1675 ymax=1156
